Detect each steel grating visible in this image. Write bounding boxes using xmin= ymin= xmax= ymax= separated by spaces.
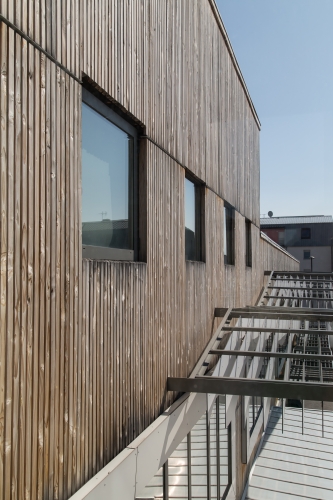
xmin=168 ymin=271 xmax=333 ymax=402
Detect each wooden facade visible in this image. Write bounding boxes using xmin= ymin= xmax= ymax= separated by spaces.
xmin=0 ymin=2 xmax=298 ymax=499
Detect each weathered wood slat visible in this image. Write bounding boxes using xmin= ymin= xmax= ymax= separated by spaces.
xmin=0 ymin=20 xmax=8 ymax=500
xmin=24 ymin=40 xmax=34 ymax=500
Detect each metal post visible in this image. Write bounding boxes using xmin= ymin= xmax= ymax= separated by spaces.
xmin=310 ymin=256 xmax=315 ymax=273
xmin=216 ymin=398 xmax=220 ymax=500
xmin=206 ymin=410 xmax=211 ymax=500
xmin=322 ymin=400 xmax=324 ymax=438
xmin=302 ymin=400 xmax=304 ymax=435
xmin=228 ymin=423 xmax=232 ymax=487
xmin=302 ymin=336 xmax=305 ymax=435
xmin=187 ymin=432 xmax=192 ymax=500
xmin=163 ymin=460 xmax=169 ymax=500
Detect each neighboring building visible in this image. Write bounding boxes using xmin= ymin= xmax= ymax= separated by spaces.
xmin=261 ymin=215 xmax=333 ymax=272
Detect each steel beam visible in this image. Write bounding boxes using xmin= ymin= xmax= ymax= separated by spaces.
xmin=233 ymin=305 xmax=333 ymax=314
xmin=270 ymin=279 xmax=333 ymax=283
xmin=209 ymin=349 xmax=333 ymax=362
xmin=167 ymin=376 xmax=333 ymax=402
xmin=229 ymin=311 xmax=333 ymax=321
xmin=222 ymin=327 xmax=333 ymax=335
xmin=264 ymin=295 xmax=333 ymax=302
xmin=268 ymin=286 xmax=333 ymax=290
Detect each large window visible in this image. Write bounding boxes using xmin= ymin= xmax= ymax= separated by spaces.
xmin=245 ymin=219 xmax=252 ymax=267
xmin=185 ymin=176 xmax=204 ymax=261
xmin=82 ymin=90 xmax=138 ymax=260
xmin=224 ymin=204 xmax=235 ymax=265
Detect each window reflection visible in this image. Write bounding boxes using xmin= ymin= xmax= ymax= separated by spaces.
xmin=185 ymin=177 xmax=203 ymax=261
xmin=185 ymin=178 xmax=196 ymax=260
xmin=82 ymin=102 xmax=133 ymax=251
xmin=224 ymin=205 xmax=235 ymax=265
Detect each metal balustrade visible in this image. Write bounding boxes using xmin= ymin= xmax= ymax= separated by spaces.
xmin=136 ymin=397 xmax=231 ymax=500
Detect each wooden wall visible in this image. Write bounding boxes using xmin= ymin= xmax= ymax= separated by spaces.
xmin=0 ymin=2 xmax=299 ymax=500
xmin=0 ymin=22 xmax=82 ymax=500
xmin=1 ymin=0 xmax=260 ymax=223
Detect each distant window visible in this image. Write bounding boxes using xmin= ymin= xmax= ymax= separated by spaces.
xmin=82 ymin=90 xmax=138 ymax=260
xmin=301 ymin=227 xmax=311 ymax=239
xmin=245 ymin=220 xmax=252 ymax=267
xmin=278 ymin=230 xmax=285 ymax=246
xmin=304 ymin=250 xmax=310 ymax=259
xmin=185 ymin=176 xmax=204 ymax=261
xmin=224 ymin=204 xmax=235 ymax=265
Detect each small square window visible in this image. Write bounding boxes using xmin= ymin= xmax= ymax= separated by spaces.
xmin=82 ymin=89 xmax=139 ymax=260
xmin=185 ymin=176 xmax=204 ymax=261
xmin=245 ymin=219 xmax=252 ymax=267
xmin=304 ymin=250 xmax=310 ymax=259
xmin=301 ymin=227 xmax=311 ymax=239
xmin=224 ymin=204 xmax=235 ymax=265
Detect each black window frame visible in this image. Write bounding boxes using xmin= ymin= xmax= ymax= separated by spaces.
xmin=304 ymin=250 xmax=311 ymax=260
xmin=301 ymin=227 xmax=311 ymax=239
xmin=245 ymin=219 xmax=252 ymax=267
xmin=184 ymin=173 xmax=205 ymax=262
xmin=224 ymin=203 xmax=235 ymax=265
xmin=81 ymin=88 xmax=139 ymax=261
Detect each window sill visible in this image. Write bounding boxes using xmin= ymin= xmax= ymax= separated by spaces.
xmin=83 ymin=256 xmax=147 ymax=265
xmin=185 ymin=260 xmax=206 ymax=264
xmin=83 ymin=245 xmax=134 ymax=261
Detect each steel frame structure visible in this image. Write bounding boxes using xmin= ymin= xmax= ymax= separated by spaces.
xmin=168 ymin=271 xmax=333 ymax=407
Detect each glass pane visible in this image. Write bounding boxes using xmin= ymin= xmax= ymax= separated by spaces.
xmin=224 ymin=207 xmax=228 ymax=257
xmin=224 ymin=206 xmax=234 ymax=264
xmin=191 ymin=411 xmax=208 ymax=500
xmin=218 ymin=397 xmax=230 ymax=496
xmin=169 ymin=437 xmax=188 ymax=499
xmin=185 ymin=178 xmax=196 ymax=260
xmin=209 ymin=406 xmax=218 ymax=500
xmin=246 ymin=220 xmax=252 ymax=266
xmin=82 ymin=102 xmax=133 ymax=250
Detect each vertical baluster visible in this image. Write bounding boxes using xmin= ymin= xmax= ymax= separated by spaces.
xmin=187 ymin=432 xmax=192 ymax=500
xmin=163 ymin=460 xmax=169 ymax=500
xmin=216 ymin=398 xmax=220 ymax=500
xmin=206 ymin=410 xmax=211 ymax=500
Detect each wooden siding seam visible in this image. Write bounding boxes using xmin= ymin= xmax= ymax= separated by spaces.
xmin=0 ymin=14 xmax=81 ymax=84
xmin=143 ymin=134 xmax=261 ymax=229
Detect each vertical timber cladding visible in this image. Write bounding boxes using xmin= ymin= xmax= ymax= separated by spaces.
xmin=0 ymin=4 xmax=300 ymax=500
xmin=0 ymin=0 xmax=81 ymax=77
xmin=81 ymin=0 xmax=260 ymax=224
xmin=0 ymin=23 xmax=82 ymax=500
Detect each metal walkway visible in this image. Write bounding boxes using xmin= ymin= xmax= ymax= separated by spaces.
xmin=243 ymin=406 xmax=333 ymax=500
xmin=166 ymin=271 xmax=333 ymax=499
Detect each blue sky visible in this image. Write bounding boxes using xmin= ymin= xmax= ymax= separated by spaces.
xmin=215 ymin=0 xmax=333 ymax=217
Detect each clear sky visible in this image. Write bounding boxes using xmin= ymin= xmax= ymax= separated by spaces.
xmin=215 ymin=0 xmax=333 ymax=218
